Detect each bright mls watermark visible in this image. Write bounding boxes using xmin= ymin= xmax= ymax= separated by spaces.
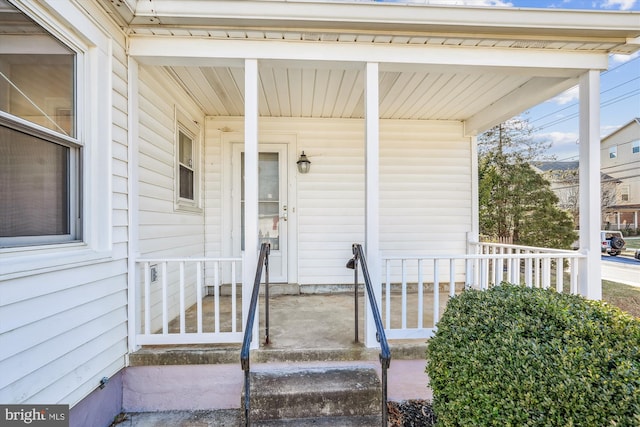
xmin=1 ymin=405 xmax=68 ymax=426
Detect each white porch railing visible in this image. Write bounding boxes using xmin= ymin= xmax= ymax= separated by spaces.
xmin=131 ymin=244 xmax=585 ymax=347
xmin=134 ymin=257 xmax=243 ymax=346
xmin=381 ymin=242 xmax=586 ymax=340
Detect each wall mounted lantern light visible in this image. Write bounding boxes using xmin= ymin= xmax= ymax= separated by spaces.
xmin=296 ymin=151 xmax=311 ymax=174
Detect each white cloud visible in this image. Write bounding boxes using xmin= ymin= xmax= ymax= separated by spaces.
xmin=610 ymin=51 xmax=640 ymax=65
xmin=549 ymin=86 xmax=579 ymax=105
xmin=536 ymin=131 xmax=579 ymax=159
xmin=601 ymin=0 xmax=637 ymax=10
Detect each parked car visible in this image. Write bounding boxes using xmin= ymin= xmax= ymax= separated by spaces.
xmin=602 ymin=231 xmax=626 ymax=256
xmin=635 ymin=249 xmax=640 ymax=261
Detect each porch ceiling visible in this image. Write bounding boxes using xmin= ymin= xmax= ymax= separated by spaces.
xmin=164 ymin=63 xmax=552 ymax=122
xmin=99 ymin=0 xmax=640 ymax=134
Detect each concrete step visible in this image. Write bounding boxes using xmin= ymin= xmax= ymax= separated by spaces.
xmin=115 ymin=410 xmax=241 ymax=426
xmin=129 ymin=342 xmax=426 ymax=366
xmin=246 ymin=366 xmax=382 ymax=423
xmin=253 ymin=415 xmax=381 ymax=426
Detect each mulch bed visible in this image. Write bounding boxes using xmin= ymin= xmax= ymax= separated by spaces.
xmin=388 ymin=400 xmax=436 ymax=426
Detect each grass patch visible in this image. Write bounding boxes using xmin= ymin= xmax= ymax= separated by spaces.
xmin=624 ymin=236 xmax=640 ymax=250
xmin=603 ymin=280 xmax=640 ymax=318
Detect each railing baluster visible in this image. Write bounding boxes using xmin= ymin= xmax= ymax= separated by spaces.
xmin=214 ymin=261 xmax=221 ymax=333
xmin=433 ymin=259 xmax=440 ymax=327
xmin=144 ymin=262 xmax=151 ymax=335
xmin=449 ymin=259 xmax=455 ymax=298
xmin=480 ymin=258 xmax=487 ymax=290
xmin=556 ymin=257 xmax=563 ymax=293
xmin=522 ymin=252 xmax=529 ymax=287
xmin=570 ymin=258 xmax=578 ymax=294
xmin=232 ymin=261 xmax=237 ymax=333
xmin=179 ymin=261 xmax=185 ymax=334
xmin=417 ymin=259 xmax=423 ymax=329
xmin=162 ymin=262 xmax=168 ymax=334
xmin=542 ymin=258 xmax=551 ymax=289
xmin=401 ymin=259 xmax=407 ymax=330
xmin=496 ymin=246 xmax=503 ymax=285
xmin=385 ymin=260 xmax=391 ymax=329
xmin=196 ymin=261 xmax=203 ymax=334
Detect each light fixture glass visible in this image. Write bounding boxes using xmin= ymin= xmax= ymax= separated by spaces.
xmin=296 ymin=151 xmax=311 ymax=174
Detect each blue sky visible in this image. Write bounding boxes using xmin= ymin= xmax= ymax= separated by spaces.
xmin=403 ymin=0 xmax=640 ymax=160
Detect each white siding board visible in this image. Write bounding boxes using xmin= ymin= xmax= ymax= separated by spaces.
xmin=0 ymin=260 xmax=128 ymax=308
xmin=1 ymin=305 xmax=126 ymax=389
xmin=3 ymin=323 xmax=127 ymax=404
xmin=1 ymin=266 xmax=127 ymax=334
xmin=57 ymin=355 xmax=125 ymax=405
xmin=113 ymin=176 xmax=128 ymax=196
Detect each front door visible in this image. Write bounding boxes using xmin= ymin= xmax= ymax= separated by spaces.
xmin=232 ymin=143 xmax=288 ymax=283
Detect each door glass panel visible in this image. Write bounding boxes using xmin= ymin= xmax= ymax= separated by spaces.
xmin=241 ymin=152 xmax=280 ymax=250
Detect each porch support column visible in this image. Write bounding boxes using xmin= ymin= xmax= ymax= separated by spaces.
xmin=243 ymin=58 xmax=260 ymax=349
xmin=364 ymin=62 xmax=381 ymax=348
xmin=578 ymin=70 xmax=602 ymax=300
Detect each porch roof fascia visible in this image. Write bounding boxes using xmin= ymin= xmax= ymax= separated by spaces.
xmin=114 ymin=1 xmax=640 ymax=54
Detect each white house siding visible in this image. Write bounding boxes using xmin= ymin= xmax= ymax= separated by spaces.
xmin=601 ymin=120 xmax=640 ymax=228
xmin=0 ymin=0 xmax=128 ymax=409
xmin=205 ymin=117 xmax=471 ymax=286
xmin=380 ymin=120 xmax=472 ymax=284
xmin=380 ymin=120 xmax=471 ymax=253
xmin=136 ymin=65 xmax=207 ymax=333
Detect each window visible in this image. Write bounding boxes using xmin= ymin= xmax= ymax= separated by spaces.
xmin=609 ymin=146 xmax=617 ymax=159
xmin=178 ymin=129 xmax=194 ymax=200
xmin=0 ymin=1 xmax=79 ymax=248
xmin=633 ymin=140 xmax=639 ymax=154
xmin=620 ymin=186 xmax=629 ymax=202
xmin=175 ymin=111 xmax=200 ymax=211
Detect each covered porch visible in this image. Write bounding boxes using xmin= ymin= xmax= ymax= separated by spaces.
xmin=116 ymin=1 xmax=640 ymax=353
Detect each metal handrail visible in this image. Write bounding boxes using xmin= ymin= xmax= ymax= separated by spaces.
xmin=347 ymin=243 xmax=391 ymax=427
xmin=240 ymin=242 xmax=270 ymax=427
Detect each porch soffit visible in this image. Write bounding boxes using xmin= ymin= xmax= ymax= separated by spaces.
xmin=99 ymin=0 xmax=640 ymax=133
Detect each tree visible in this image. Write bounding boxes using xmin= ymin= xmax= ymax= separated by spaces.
xmin=545 ymin=168 xmax=617 ymax=227
xmin=478 ymin=117 xmax=577 ymax=249
xmin=477 ymin=116 xmax=551 ymax=163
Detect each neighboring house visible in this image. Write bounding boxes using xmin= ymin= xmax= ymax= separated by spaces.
xmin=531 ymin=161 xmax=580 ymax=222
xmin=531 ymin=161 xmax=618 ymax=226
xmin=601 ymin=118 xmax=640 ymax=230
xmin=1 ymin=1 xmax=638 ymax=426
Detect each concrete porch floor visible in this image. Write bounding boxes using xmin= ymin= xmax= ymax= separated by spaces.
xmin=123 ymin=290 xmax=444 ymax=426
xmin=131 ymin=287 xmax=452 ymax=364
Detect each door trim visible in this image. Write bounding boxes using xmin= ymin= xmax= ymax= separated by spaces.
xmin=221 ymin=132 xmax=298 ymax=284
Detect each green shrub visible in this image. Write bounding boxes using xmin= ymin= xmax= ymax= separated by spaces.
xmin=425 ymin=284 xmax=640 ymax=426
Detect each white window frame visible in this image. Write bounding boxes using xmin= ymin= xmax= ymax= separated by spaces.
xmin=174 ymin=107 xmax=202 ymax=213
xmin=620 ymin=185 xmax=629 ymax=202
xmin=0 ymin=114 xmax=81 ymax=247
xmin=609 ymin=146 xmax=617 ymax=159
xmin=632 ymin=140 xmax=639 ymax=154
xmin=0 ymin=1 xmax=112 ymax=276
